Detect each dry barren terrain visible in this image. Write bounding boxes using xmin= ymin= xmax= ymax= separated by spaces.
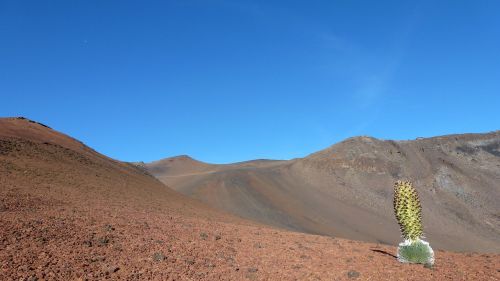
xmin=1 ymin=117 xmax=499 ymax=280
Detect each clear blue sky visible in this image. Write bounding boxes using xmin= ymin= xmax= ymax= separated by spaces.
xmin=1 ymin=1 xmax=499 ymax=163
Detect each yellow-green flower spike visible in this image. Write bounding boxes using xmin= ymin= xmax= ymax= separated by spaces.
xmin=393 ymin=180 xmax=423 ymax=241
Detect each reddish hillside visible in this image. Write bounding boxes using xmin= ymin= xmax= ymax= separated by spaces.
xmin=1 ymin=117 xmax=498 ymax=280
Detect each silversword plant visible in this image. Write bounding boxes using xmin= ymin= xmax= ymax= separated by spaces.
xmin=393 ymin=180 xmax=434 ymax=265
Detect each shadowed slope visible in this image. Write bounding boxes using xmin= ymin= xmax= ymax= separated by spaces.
xmin=147 ymin=132 xmax=500 ymax=253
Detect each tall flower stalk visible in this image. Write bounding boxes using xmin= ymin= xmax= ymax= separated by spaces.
xmin=393 ymin=180 xmax=434 ymax=265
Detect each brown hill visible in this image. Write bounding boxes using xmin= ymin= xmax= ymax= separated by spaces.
xmin=1 ymin=117 xmax=499 ymax=280
xmin=146 ymin=132 xmax=500 ymax=253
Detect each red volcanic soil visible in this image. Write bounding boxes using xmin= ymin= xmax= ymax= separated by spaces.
xmin=1 ymin=117 xmax=499 ymax=280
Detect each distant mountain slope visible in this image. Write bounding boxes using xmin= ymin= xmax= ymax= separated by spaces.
xmin=146 ymin=131 xmax=500 ymax=253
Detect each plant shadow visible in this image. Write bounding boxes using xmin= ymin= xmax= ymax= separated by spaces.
xmin=371 ymin=249 xmax=397 ymax=259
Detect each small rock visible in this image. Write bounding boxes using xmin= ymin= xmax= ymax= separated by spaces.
xmin=215 ymin=234 xmax=222 ymax=241
xmin=104 ymin=224 xmax=115 ymax=231
xmin=106 ymin=266 xmax=120 ymax=274
xmin=347 ymin=270 xmax=360 ymax=279
xmin=200 ymin=232 xmax=208 ymax=240
xmin=98 ymin=237 xmax=110 ymax=246
xmin=153 ymin=252 xmax=165 ymax=262
xmin=90 ymin=256 xmax=106 ymax=262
